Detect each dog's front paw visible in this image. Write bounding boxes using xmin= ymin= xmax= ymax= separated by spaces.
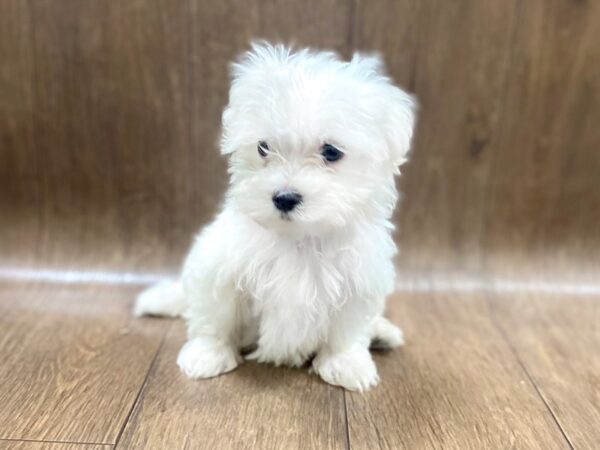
xmin=312 ymin=346 xmax=379 ymax=392
xmin=177 ymin=337 xmax=241 ymax=379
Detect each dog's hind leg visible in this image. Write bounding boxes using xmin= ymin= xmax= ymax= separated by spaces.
xmin=369 ymin=316 xmax=404 ymax=350
xmin=133 ymin=279 xmax=185 ymax=318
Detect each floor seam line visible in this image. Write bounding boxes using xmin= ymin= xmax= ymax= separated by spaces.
xmin=342 ymin=388 xmax=351 ymax=450
xmin=0 ymin=437 xmax=112 ymax=446
xmin=112 ymin=320 xmax=172 ymax=448
xmin=484 ymin=295 xmax=575 ymax=450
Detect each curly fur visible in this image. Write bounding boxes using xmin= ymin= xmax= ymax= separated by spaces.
xmin=135 ymin=42 xmax=416 ymax=391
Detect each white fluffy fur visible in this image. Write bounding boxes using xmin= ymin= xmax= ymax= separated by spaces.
xmin=135 ymin=43 xmax=416 ymax=391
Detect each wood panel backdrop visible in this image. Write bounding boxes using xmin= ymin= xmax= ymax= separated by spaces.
xmin=1 ymin=0 xmax=599 ymax=286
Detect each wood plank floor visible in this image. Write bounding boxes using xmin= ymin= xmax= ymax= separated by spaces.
xmin=0 ymin=281 xmax=597 ymax=449
xmin=347 ymin=292 xmax=568 ymax=449
xmin=490 ymin=293 xmax=600 ymax=449
xmin=0 ymin=442 xmax=109 ymax=450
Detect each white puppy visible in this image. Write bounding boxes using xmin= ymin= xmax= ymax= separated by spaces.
xmin=135 ymin=43 xmax=416 ymax=391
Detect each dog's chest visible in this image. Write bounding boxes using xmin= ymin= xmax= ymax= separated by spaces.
xmin=236 ymin=236 xmax=357 ymax=312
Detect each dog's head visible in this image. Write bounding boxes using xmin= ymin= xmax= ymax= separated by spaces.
xmin=221 ymin=43 xmax=416 ymax=236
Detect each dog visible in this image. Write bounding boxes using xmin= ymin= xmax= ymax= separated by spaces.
xmin=134 ymin=42 xmax=416 ymax=391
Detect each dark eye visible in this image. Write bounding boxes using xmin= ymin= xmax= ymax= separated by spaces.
xmin=258 ymin=141 xmax=269 ymax=157
xmin=321 ymin=143 xmax=344 ymax=162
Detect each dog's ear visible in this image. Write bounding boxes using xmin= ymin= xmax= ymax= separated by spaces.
xmin=383 ymin=84 xmax=417 ymax=171
xmin=221 ymin=103 xmax=239 ymax=155
xmin=221 ymin=42 xmax=291 ymax=155
xmin=351 ymin=53 xmax=418 ymax=171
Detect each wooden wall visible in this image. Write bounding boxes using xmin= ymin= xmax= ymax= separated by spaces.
xmin=1 ymin=0 xmax=599 ymax=282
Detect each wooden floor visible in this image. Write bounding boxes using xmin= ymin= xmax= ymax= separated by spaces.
xmin=0 ymin=281 xmax=598 ymax=450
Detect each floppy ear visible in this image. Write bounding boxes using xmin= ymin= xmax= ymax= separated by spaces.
xmin=351 ymin=52 xmax=417 ymax=171
xmin=220 ymin=42 xmax=290 ymax=155
xmin=220 ymin=104 xmax=239 ymax=155
xmin=383 ymin=84 xmax=417 ymax=171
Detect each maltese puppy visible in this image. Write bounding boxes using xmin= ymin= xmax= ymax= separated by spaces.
xmin=135 ymin=43 xmax=416 ymax=391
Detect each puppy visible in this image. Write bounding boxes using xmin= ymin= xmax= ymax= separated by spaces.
xmin=135 ymin=43 xmax=416 ymax=391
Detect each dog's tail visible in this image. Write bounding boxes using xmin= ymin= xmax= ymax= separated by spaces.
xmin=133 ymin=279 xmax=186 ymax=318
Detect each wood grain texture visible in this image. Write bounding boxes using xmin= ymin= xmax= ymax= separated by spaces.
xmin=116 ymin=321 xmax=347 ymax=450
xmin=346 ymin=292 xmax=569 ymax=449
xmin=1 ymin=287 xmax=597 ymax=448
xmin=0 ymin=283 xmax=167 ymax=443
xmin=0 ymin=442 xmax=108 ymax=450
xmin=482 ymin=0 xmax=600 ymax=275
xmin=490 ymin=293 xmax=600 ymax=449
xmin=0 ymin=0 xmax=599 ymax=448
xmin=0 ymin=0 xmax=39 ymax=269
xmin=2 ymin=0 xmax=599 ymax=277
xmin=353 ymin=0 xmax=519 ymax=274
xmin=1 ymin=0 xmax=354 ymax=276
xmin=1 ymin=0 xmax=192 ymax=272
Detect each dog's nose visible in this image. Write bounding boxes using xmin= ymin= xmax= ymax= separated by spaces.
xmin=272 ymin=191 xmax=302 ymax=212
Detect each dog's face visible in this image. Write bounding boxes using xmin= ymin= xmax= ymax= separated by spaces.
xmin=221 ymin=44 xmax=416 ymax=236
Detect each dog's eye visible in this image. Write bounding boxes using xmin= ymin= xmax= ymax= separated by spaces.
xmin=258 ymin=141 xmax=269 ymax=157
xmin=321 ymin=143 xmax=344 ymax=162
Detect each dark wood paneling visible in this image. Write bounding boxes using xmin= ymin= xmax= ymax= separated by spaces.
xmin=0 ymin=0 xmax=40 ymax=268
xmin=2 ymin=0 xmax=599 ymax=278
xmin=1 ymin=0 xmax=354 ymax=275
xmin=482 ymin=0 xmax=600 ymax=277
xmin=1 ymin=0 xmax=192 ymax=272
xmin=353 ymin=0 xmax=519 ymax=275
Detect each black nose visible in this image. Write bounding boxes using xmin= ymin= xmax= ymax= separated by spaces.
xmin=272 ymin=191 xmax=302 ymax=212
